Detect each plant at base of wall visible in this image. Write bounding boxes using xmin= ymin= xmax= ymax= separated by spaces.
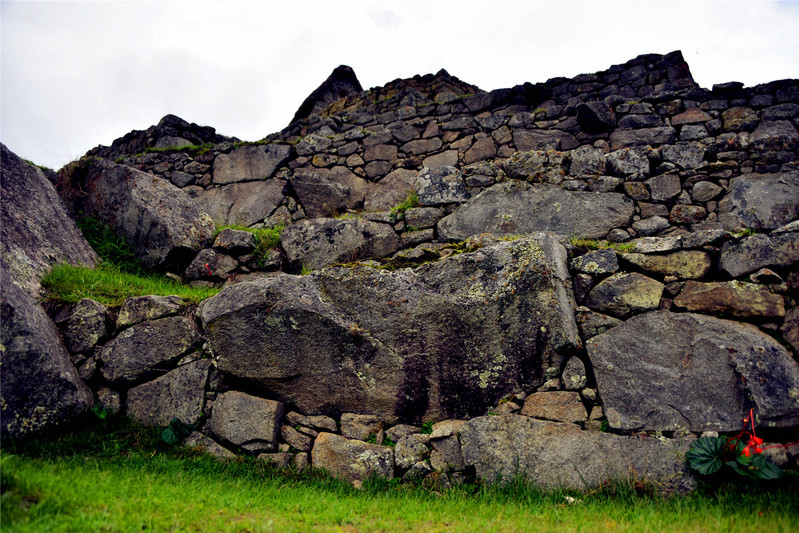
xmin=685 ymin=408 xmax=795 ymax=480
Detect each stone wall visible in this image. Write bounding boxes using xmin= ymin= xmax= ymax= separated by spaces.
xmin=7 ymin=50 xmax=799 ymax=490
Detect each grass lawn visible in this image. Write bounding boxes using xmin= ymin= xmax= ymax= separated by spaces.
xmin=2 ymin=418 xmax=798 ymax=532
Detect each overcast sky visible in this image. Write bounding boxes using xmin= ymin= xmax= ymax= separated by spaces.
xmin=2 ymin=0 xmax=798 ymax=170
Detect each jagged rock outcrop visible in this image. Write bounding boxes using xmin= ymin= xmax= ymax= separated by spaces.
xmin=87 ymin=114 xmax=235 ymax=161
xmin=1 ymin=143 xmax=98 ymax=296
xmin=199 ymin=235 xmax=580 ymax=422
xmin=291 ymin=65 xmax=364 ymax=124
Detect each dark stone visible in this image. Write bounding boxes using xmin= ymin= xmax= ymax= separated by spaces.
xmin=586 ymin=311 xmax=799 ymax=431
xmin=577 ymin=101 xmax=616 ymax=133
xmin=719 ymin=232 xmax=799 ymax=278
xmin=290 ymin=167 xmax=368 ymax=218
xmin=197 ymin=180 xmax=287 ymax=227
xmin=291 ymin=65 xmax=363 ymax=123
xmin=1 ymin=272 xmax=93 ymax=439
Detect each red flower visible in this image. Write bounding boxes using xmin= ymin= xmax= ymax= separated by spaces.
xmin=741 ymin=447 xmax=751 ymax=457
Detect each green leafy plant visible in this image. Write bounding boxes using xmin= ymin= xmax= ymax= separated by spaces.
xmin=420 ymin=421 xmax=434 ymax=435
xmin=75 ymin=214 xmax=143 ymax=274
xmin=389 ymin=191 xmax=419 ymax=222
xmin=160 ymin=418 xmax=195 ymax=446
xmin=686 ymin=408 xmax=787 ymax=480
xmin=569 ymin=237 xmax=636 ymax=254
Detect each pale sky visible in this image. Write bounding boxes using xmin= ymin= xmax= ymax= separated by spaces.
xmin=2 ymin=0 xmax=798 ymax=170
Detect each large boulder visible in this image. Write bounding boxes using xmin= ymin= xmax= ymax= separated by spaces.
xmin=56 ymin=158 xmax=215 ymax=270
xmin=290 ymin=167 xmax=369 ymax=218
xmin=1 ymin=143 xmax=98 ymax=296
xmin=437 ymin=181 xmax=634 ymax=241
xmin=126 ymin=359 xmax=212 ymax=427
xmin=199 ymin=235 xmax=581 ymax=422
xmin=280 ymin=218 xmax=402 ymax=271
xmin=208 ymin=391 xmax=284 ymax=454
xmin=719 ymin=231 xmax=799 ymax=278
xmin=1 ymin=272 xmax=93 ymax=439
xmin=460 ymin=415 xmax=693 ymax=492
xmin=586 ymin=311 xmax=799 ymax=432
xmin=717 ymin=171 xmax=799 ymax=231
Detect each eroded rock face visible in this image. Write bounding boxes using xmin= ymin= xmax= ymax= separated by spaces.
xmin=199 ymin=235 xmax=581 ymax=422
xmin=57 ymin=158 xmax=214 ymax=270
xmin=1 ymin=274 xmax=93 ymax=439
xmin=280 ymin=218 xmax=402 ymax=271
xmin=1 ymin=143 xmax=98 ymax=296
xmin=437 ymin=181 xmax=634 ymax=241
xmin=460 ymin=415 xmax=694 ymax=492
xmin=586 ymin=311 xmax=799 ymax=432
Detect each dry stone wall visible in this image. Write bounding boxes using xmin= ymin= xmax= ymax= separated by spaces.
xmin=4 ymin=51 xmax=799 ymax=490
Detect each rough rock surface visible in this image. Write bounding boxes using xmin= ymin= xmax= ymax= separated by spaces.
xmin=62 ymin=298 xmax=111 ymax=354
xmin=1 ymin=274 xmax=93 ymax=439
xmin=280 ymin=218 xmax=402 ymax=271
xmin=674 ymin=281 xmax=785 ymax=318
xmin=116 ymin=295 xmax=182 ymax=329
xmin=100 ymin=316 xmax=203 ymax=385
xmin=1 ymin=143 xmax=98 ymax=295
xmin=311 ymin=432 xmax=394 ymax=484
xmin=209 ymin=391 xmax=284 ymax=454
xmin=586 ymin=311 xmax=799 ymax=431
xmin=291 ymin=65 xmax=363 ymax=123
xmin=460 ymin=415 xmax=694 ymax=492
xmin=57 ymin=158 xmax=215 ymax=270
xmin=719 ymin=232 xmax=799 ymax=278
xmin=126 ymin=359 xmax=211 ymax=426
xmin=212 ymin=144 xmax=290 ymax=184
xmin=438 ymin=181 xmax=634 ymax=241
xmin=196 ymin=180 xmax=286 ymax=227
xmin=584 ymin=272 xmax=664 ymax=318
xmin=199 ymin=235 xmax=580 ymax=422
xmin=717 ymin=171 xmax=799 ymax=230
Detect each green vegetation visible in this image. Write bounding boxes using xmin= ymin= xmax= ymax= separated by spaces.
xmin=2 ymin=416 xmax=798 ymax=532
xmin=389 ymin=191 xmax=419 ymax=221
xmin=731 ymin=227 xmax=756 ymax=238
xmin=215 ymin=223 xmax=285 ymax=268
xmin=116 ymin=142 xmax=215 ymax=163
xmin=569 ymin=236 xmax=637 ymax=254
xmin=75 ymin=213 xmax=143 ymax=274
xmin=23 ymin=159 xmax=53 ymax=172
xmin=41 ymin=263 xmax=218 ymax=306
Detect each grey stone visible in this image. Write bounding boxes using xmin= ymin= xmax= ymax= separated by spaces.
xmin=100 ymin=316 xmax=203 ymax=385
xmin=281 ymin=218 xmax=402 ymax=271
xmin=291 ymin=65 xmax=362 ymax=122
xmin=401 ymin=137 xmax=443 ymax=156
xmin=1 ymin=274 xmax=93 ymax=439
xmin=422 ymin=150 xmax=458 ymax=168
xmin=183 ymin=431 xmax=236 ymax=460
xmin=213 ymin=229 xmax=256 ymax=255
xmin=673 ymin=281 xmax=785 ymax=317
xmin=646 ymin=174 xmax=682 ymax=201
xmin=460 ymin=415 xmax=694 ymax=492
xmin=170 ymin=170 xmax=194 ymax=188
xmin=281 ymin=424 xmax=314 ymax=452
xmin=363 ymin=169 xmax=417 ymax=212
xmin=719 ymin=232 xmax=799 ymax=278
xmin=295 ymin=134 xmax=333 ymax=156
xmin=660 ymin=142 xmax=705 ymax=169
xmin=2 ymin=144 xmax=98 ymax=296
xmin=57 ymin=159 xmax=214 ymax=270
xmin=632 ymin=216 xmax=671 ymax=236
xmin=311 ymin=432 xmax=394 ymax=484
xmin=197 ymin=180 xmax=286 ymax=227
xmin=340 ymin=413 xmax=383 ymax=441
xmin=513 ymin=130 xmax=578 ymax=151
xmin=561 ymin=357 xmax=587 ymax=390
xmin=63 ymin=298 xmax=111 ymax=354
xmin=584 ymin=272 xmax=664 ymax=318
xmin=609 ymin=127 xmax=675 ymax=150
xmin=385 ymin=425 xmax=421 ymax=443
xmin=285 ymin=411 xmax=338 ymax=433
xmin=209 ymin=391 xmax=285 ymax=454
xmin=577 ymin=101 xmax=616 ymax=133
xmin=291 ymin=167 xmax=368 ymax=218
xmin=364 ymin=144 xmax=398 ymax=162
xmin=404 ymin=207 xmax=445 ymax=229
xmin=721 ymin=107 xmax=759 ymax=132
xmin=395 ymin=435 xmax=429 ymax=469
xmin=569 ymin=146 xmax=607 ymax=177
xmin=126 ymin=359 xmax=211 ymax=427
xmin=185 ymin=248 xmax=237 ymax=280
xmin=672 ymin=108 xmax=712 ymax=125
xmin=521 ymin=391 xmax=587 ymax=423
xmin=783 ymin=306 xmax=799 ymax=353
xmin=430 ymin=435 xmax=465 ymax=471
xmin=504 ymin=150 xmax=565 ymax=183
xmin=258 ymin=452 xmax=293 ymax=468
xmin=717 ymin=171 xmax=799 ymax=231
xmin=629 ymin=235 xmax=682 ymax=253
xmin=606 ymin=148 xmax=650 ymax=179
xmin=199 ymin=235 xmax=581 ymax=422
xmin=464 ymin=137 xmax=497 ymax=164
xmin=691 ymin=181 xmax=723 ymax=203
xmin=600 ymin=311 xmax=799 ymax=432
xmin=438 ymin=182 xmax=634 ymax=241
xmin=117 ymin=295 xmax=182 ymax=329
xmin=570 ymin=249 xmax=619 ymax=275
xmin=415 ymin=166 xmax=469 ymax=206
xmin=621 ymin=251 xmax=712 ymax=280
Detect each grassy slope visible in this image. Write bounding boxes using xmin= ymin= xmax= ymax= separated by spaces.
xmin=2 ymin=420 xmax=798 ymax=533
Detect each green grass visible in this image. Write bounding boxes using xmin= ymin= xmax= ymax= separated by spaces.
xmin=215 ymin=224 xmax=285 ymax=268
xmin=2 ymin=417 xmax=798 ymax=532
xmin=569 ymin=237 xmax=637 ymax=254
xmin=115 ymin=143 xmax=215 ymax=163
xmin=41 ymin=263 xmax=219 ymax=306
xmin=75 ymin=214 xmax=143 ymax=274
xmin=389 ymin=191 xmax=419 ymax=221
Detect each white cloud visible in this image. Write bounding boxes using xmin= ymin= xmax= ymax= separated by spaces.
xmin=1 ymin=0 xmax=797 ymax=170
